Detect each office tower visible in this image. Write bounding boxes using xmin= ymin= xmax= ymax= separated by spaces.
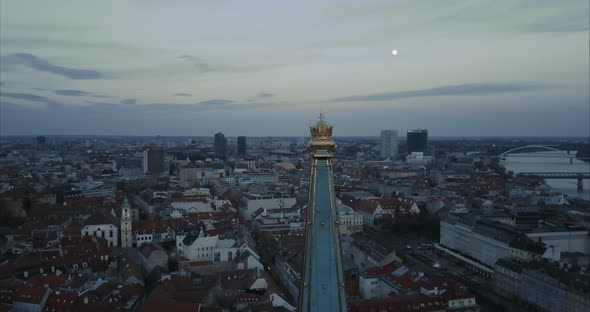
xmin=214 ymin=132 xmax=227 ymax=158
xmin=407 ymin=129 xmax=428 ymax=153
xmin=120 ymin=197 xmax=133 ymax=248
xmin=142 ymin=148 xmax=164 ymax=175
xmin=237 ymin=136 xmax=247 ymax=155
xmin=36 ymin=136 xmax=46 ymax=145
xmin=380 ymin=129 xmax=399 ymax=159
xmin=34 ymin=136 xmax=47 ymax=149
xmin=299 ymin=115 xmax=347 ymax=311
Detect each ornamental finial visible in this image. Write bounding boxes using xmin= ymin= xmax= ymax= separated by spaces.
xmin=310 ymin=114 xmax=333 ymax=139
xmin=309 ymin=114 xmax=335 ymax=151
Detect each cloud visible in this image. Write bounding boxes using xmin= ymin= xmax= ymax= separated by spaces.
xmin=257 ymin=92 xmax=274 ymax=98
xmin=197 ymin=99 xmax=234 ymax=106
xmin=0 ymin=91 xmax=63 ymax=110
xmin=525 ymin=18 xmax=589 ymax=32
xmin=177 ymin=55 xmax=212 ymax=72
xmin=3 ymin=53 xmax=106 ymax=79
xmin=5 ymin=94 xmax=278 ymax=115
xmin=0 ymin=101 xmax=26 ymax=112
xmin=175 ymin=54 xmax=277 ymax=74
xmin=120 ymin=98 xmax=137 ymax=105
xmin=53 ymin=89 xmax=93 ymax=96
xmin=175 ymin=93 xmax=192 ymax=97
xmin=328 ymin=83 xmax=541 ymax=102
xmin=0 ymin=92 xmax=57 ymax=104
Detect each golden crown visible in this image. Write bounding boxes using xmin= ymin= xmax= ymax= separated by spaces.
xmin=310 ymin=113 xmax=333 ymax=138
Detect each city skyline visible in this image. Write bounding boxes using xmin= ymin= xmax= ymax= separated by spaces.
xmin=1 ymin=0 xmax=589 ymax=137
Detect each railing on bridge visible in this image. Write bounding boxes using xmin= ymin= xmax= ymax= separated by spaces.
xmin=518 ymin=172 xmax=590 ymax=179
xmin=518 ymin=172 xmax=590 ymax=191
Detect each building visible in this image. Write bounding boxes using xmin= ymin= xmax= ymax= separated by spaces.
xmin=81 ymin=214 xmax=118 ymax=247
xmin=440 ymin=219 xmax=518 ymax=267
xmin=237 ymin=136 xmax=247 ymax=155
xmin=343 ymin=196 xmax=420 ymax=228
xmin=337 ymin=203 xmax=363 ymax=235
xmin=493 ymin=258 xmax=523 ymax=299
xmin=143 ymin=148 xmax=164 ymax=175
xmin=179 ymin=163 xmax=198 ymax=188
xmin=176 ymin=233 xmax=262 ymax=268
xmin=407 ymin=129 xmax=428 ymax=154
xmin=246 ymin=171 xmax=279 ymax=184
xmin=120 ymin=197 xmax=133 ymax=248
xmin=240 ymin=192 xmax=296 ymax=220
xmin=359 ymin=261 xmax=410 ymax=299
xmin=214 ymin=132 xmax=227 ymax=158
xmin=350 ymin=294 xmax=448 ymax=312
xmin=525 ymin=228 xmax=590 ymax=254
xmin=519 ymin=265 xmax=568 ymax=312
xmin=276 ymin=253 xmax=303 ymax=300
xmin=405 ymin=152 xmax=433 ymax=166
xmin=196 ymin=167 xmax=226 ymax=184
xmin=252 ymin=207 xmax=304 ymax=233
xmin=567 ymin=273 xmax=590 ymax=312
xmin=380 ymin=130 xmax=398 ymax=159
xmin=13 ymin=286 xmax=50 ymax=312
xmin=183 ymin=187 xmax=210 ymax=197
xmin=508 ymin=236 xmax=556 ymax=262
xmin=299 ymin=115 xmax=347 ymax=311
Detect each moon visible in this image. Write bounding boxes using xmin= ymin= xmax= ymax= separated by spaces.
xmin=392 ymin=49 xmax=398 ymax=55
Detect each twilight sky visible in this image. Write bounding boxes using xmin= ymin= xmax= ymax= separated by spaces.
xmin=1 ymin=0 xmax=589 ymax=137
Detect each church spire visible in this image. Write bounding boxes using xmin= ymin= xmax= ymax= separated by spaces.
xmin=299 ymin=115 xmax=347 ymax=311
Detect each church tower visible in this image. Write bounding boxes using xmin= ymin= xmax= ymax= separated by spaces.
xmin=299 ymin=115 xmax=347 ymax=311
xmin=120 ymin=196 xmax=133 ymax=248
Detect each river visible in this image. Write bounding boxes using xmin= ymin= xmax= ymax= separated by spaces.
xmin=500 ymin=151 xmax=590 ymax=200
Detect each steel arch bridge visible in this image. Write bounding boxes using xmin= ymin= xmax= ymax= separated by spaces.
xmin=499 ymin=145 xmax=564 ymax=157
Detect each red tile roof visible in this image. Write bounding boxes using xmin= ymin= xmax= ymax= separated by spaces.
xmin=14 ymin=286 xmax=49 ymax=305
xmin=140 ymin=280 xmax=200 ymax=312
xmin=350 ymin=294 xmax=447 ymax=312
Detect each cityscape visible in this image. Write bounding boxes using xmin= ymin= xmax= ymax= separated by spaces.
xmin=1 ymin=1 xmax=590 ymax=312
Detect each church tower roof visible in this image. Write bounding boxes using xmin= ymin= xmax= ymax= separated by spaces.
xmin=299 ymin=114 xmax=347 ymax=311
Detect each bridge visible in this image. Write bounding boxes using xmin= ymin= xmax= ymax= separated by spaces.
xmin=497 ymin=145 xmax=590 ymax=164
xmin=498 ymin=145 xmax=564 ymax=157
xmin=518 ymin=172 xmax=590 ymax=191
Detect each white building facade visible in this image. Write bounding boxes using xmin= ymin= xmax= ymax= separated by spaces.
xmin=380 ymin=129 xmax=399 ymax=159
xmin=240 ymin=193 xmax=296 ymax=220
xmin=81 ymin=223 xmax=118 ymax=247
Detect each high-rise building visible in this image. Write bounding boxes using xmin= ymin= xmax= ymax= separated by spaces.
xmin=299 ymin=115 xmax=347 ymax=311
xmin=120 ymin=196 xmax=133 ymax=248
xmin=407 ymin=129 xmax=428 ymax=154
xmin=237 ymin=136 xmax=247 ymax=155
xmin=36 ymin=136 xmax=46 ymax=145
xmin=143 ymin=148 xmax=164 ymax=175
xmin=380 ymin=129 xmax=398 ymax=159
xmin=214 ymin=132 xmax=227 ymax=158
xmin=34 ymin=136 xmax=47 ymax=149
